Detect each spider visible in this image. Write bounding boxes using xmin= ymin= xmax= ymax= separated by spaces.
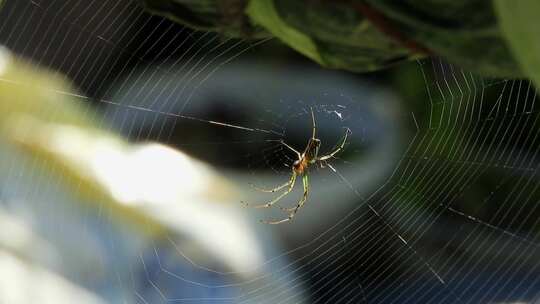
xmin=243 ymin=107 xmax=351 ymax=224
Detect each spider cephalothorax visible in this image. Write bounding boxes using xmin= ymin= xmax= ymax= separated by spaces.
xmin=293 ymin=138 xmax=320 ymax=174
xmin=243 ymin=108 xmax=351 ymax=224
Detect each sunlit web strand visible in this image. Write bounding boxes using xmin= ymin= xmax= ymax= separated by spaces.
xmin=358 ymin=188 xmax=445 ymax=299
xmin=235 ymin=117 xmax=427 ymax=301
xmin=378 ymin=64 xmax=487 ymax=294
xmin=158 ymin=35 xmax=273 ymax=141
xmin=160 ymin=176 xmax=451 ymax=300
xmin=1 ymin=0 xmax=288 ymax=302
xmin=25 ymin=0 xmax=267 ymax=104
xmin=234 ymin=132 xmax=450 ymax=302
xmin=325 ymin=163 xmax=463 ymax=296
xmin=246 ymin=185 xmax=444 ymax=304
xmin=387 ymin=63 xmax=486 ymax=254
xmin=406 ymin=62 xmax=540 ymax=302
xmin=399 ymin=63 xmax=474 ymax=190
xmin=430 ymin=133 xmax=540 ymax=258
xmin=242 ymin=102 xmax=464 ymax=304
xmin=117 ymin=31 xmax=221 ymax=110
xmin=383 ymin=68 xmax=481 ymax=252
xmin=175 ymin=183 xmax=416 ymax=294
xmin=3 ymin=1 xmax=380 ymax=294
xmin=413 ymin=100 xmax=540 ymax=251
xmin=235 ymin=211 xmax=382 ymax=304
xmin=163 ymin=183 xmax=399 ymax=280
xmin=179 ymin=37 xmax=272 ymax=114
xmin=127 ymin=34 xmax=240 ymax=141
xmin=0 ymin=77 xmax=281 ymax=137
xmin=23 ymin=1 xmax=279 ymax=134
xmin=7 ymin=1 xmax=516 ymax=302
xmin=14 ymin=2 xmax=284 ymax=143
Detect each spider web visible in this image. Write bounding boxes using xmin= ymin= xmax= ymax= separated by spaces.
xmin=1 ymin=0 xmax=540 ymax=303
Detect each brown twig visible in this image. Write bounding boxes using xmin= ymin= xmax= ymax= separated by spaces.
xmin=350 ymin=1 xmax=432 ymax=55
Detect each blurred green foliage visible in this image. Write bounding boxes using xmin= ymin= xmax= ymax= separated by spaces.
xmin=139 ymin=0 xmax=534 ymax=79
xmin=495 ymin=1 xmax=540 ymax=89
xmin=364 ymin=1 xmax=519 ymax=77
xmin=246 ymin=0 xmax=415 ymax=72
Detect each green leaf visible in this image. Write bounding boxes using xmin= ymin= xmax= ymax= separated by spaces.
xmin=365 ymin=0 xmax=522 ymax=77
xmin=138 ymin=0 xmax=525 ymax=75
xmin=246 ymin=0 xmax=415 ymax=72
xmin=246 ymin=0 xmax=323 ymax=65
xmin=139 ymin=0 xmax=267 ymax=37
xmin=494 ymin=0 xmax=540 ymax=88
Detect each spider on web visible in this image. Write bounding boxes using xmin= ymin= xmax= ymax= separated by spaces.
xmin=242 ymin=107 xmax=351 ymax=224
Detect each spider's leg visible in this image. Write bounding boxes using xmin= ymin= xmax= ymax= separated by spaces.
xmin=280 ymin=173 xmax=309 ymax=213
xmin=242 ymin=172 xmax=297 ymax=208
xmin=310 ymin=107 xmax=317 ymax=138
xmin=249 ymin=180 xmax=290 ymax=193
xmin=318 ymin=127 xmax=351 ymax=161
xmin=280 ymin=140 xmax=301 ymax=158
xmin=262 ymin=174 xmax=309 ymax=224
